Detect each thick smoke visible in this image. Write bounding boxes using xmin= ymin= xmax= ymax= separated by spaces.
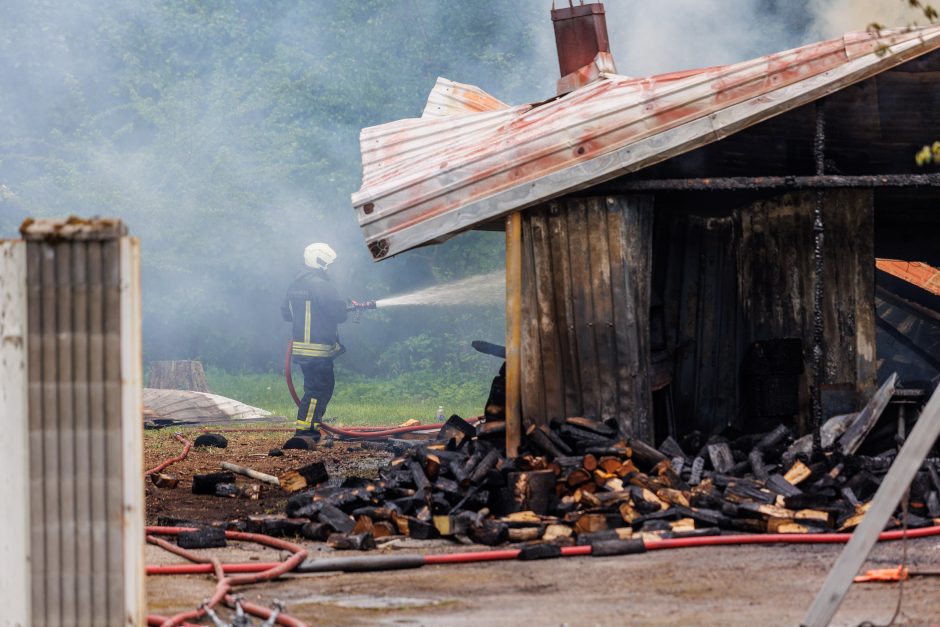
xmin=809 ymin=0 xmax=929 ymax=36
xmin=0 ymin=0 xmax=926 ymax=376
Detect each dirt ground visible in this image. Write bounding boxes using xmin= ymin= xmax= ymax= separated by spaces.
xmin=144 ymin=429 xmax=940 ymax=626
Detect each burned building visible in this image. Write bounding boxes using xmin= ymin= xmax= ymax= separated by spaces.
xmin=352 ymin=3 xmax=940 ymax=450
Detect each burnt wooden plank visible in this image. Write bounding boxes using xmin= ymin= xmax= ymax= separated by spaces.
xmin=529 ymin=208 xmax=565 ymax=423
xmin=612 ymin=195 xmax=654 ymax=442
xmin=520 ymin=213 xmax=546 ymax=424
xmin=546 ymin=201 xmax=583 ymax=419
xmin=566 ymin=198 xmax=602 ymax=419
xmin=586 ymin=197 xmax=619 ymax=423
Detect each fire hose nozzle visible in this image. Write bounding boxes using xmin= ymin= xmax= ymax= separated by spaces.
xmin=347 ymin=299 xmax=377 ymax=311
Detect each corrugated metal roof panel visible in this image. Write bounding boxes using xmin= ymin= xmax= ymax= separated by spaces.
xmin=877 ymin=259 xmax=940 ymax=296
xmin=353 ymin=26 xmax=940 ymax=260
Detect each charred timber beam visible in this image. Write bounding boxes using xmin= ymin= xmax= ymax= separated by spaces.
xmin=604 ymin=173 xmax=940 ymax=192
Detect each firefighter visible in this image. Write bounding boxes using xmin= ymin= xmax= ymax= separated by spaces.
xmin=281 ymin=242 xmax=348 ymax=444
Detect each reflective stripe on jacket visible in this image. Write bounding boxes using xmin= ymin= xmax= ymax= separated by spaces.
xmin=281 ymin=268 xmax=347 ymax=358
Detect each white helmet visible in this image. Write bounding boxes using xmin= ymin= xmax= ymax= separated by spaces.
xmin=304 ymin=242 xmax=337 ymax=269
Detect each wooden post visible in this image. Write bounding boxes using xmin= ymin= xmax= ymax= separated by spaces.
xmin=506 ymin=212 xmax=523 ymax=457
xmin=0 ymin=240 xmax=30 ymax=626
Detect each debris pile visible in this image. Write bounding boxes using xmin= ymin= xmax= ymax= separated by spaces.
xmin=276 ymin=407 xmax=940 ymax=551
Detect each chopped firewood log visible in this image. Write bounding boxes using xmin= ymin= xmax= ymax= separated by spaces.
xmin=575 ymin=489 xmax=602 ymax=508
xmin=437 ymin=415 xmax=477 ymax=448
xmin=784 ymin=460 xmax=812 ymax=486
xmin=302 ymin=521 xmax=333 ymax=540
xmin=755 ymin=425 xmax=790 ymax=452
xmin=545 ymin=427 xmax=574 ymax=456
xmin=689 ymin=457 xmax=705 ymax=485
xmin=616 ymin=459 xmax=638 ymax=478
xmin=658 ymin=436 xmax=689 ymax=462
xmin=670 ymin=518 xmax=696 ymax=533
xmin=508 ymin=527 xmax=544 ymax=542
xmin=748 ymin=450 xmax=769 ymax=482
xmin=467 ymin=449 xmax=502 ymax=486
xmin=279 ymin=462 xmax=329 ymax=494
xmin=565 ymin=417 xmax=617 ymax=438
xmin=192 ymin=471 xmax=236 ymax=495
xmin=707 ymin=443 xmax=735 ymax=474
xmin=652 ymin=460 xmax=685 ymax=490
xmin=177 ymin=527 xmax=226 ymax=549
xmin=150 ymin=473 xmax=179 ymax=489
xmin=656 ymin=488 xmax=690 ymax=508
xmin=526 ymin=424 xmax=564 ymax=458
xmin=630 ymin=439 xmax=668 ymax=470
xmin=352 ymin=515 xmax=374 ymax=535
xmin=407 ymin=459 xmax=431 ymax=491
xmin=768 ymin=520 xmax=816 ymax=534
xmin=433 ymin=514 xmax=469 ymax=536
xmin=476 ymin=420 xmax=506 ymax=438
xmin=423 ymin=454 xmax=441 ymax=481
xmin=795 ymin=509 xmax=830 ymax=524
xmin=328 ymin=532 xmax=376 ymax=551
xmin=372 ymin=521 xmax=397 ymax=539
xmin=258 ymin=516 xmax=306 ymax=537
xmin=592 ymin=469 xmax=615 ymax=487
xmin=839 ymin=373 xmax=898 ymax=455
xmin=765 ymin=474 xmax=801 ymax=498
xmin=566 ymin=468 xmax=591 ymax=488
xmin=598 ymin=457 xmax=622 ymax=474
xmin=619 ymin=502 xmax=639 ymax=524
xmin=737 ymin=502 xmax=797 ymax=519
xmin=518 ymin=543 xmax=562 ymax=560
xmin=724 ymin=480 xmax=776 ymax=505
xmin=633 ymin=487 xmax=669 ymax=512
xmin=318 ymin=503 xmax=355 ymax=534
xmin=559 ymin=425 xmax=612 ymax=448
xmin=580 ymin=481 xmax=598 ymax=495
xmin=507 ymin=470 xmax=556 ymax=515
xmin=543 ymin=524 xmax=574 ymax=542
xmin=583 ymin=454 xmax=598 ymax=472
xmin=469 ymin=520 xmax=508 ymax=546
xmin=574 ymin=513 xmax=608 ymax=534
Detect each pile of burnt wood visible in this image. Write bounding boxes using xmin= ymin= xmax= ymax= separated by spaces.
xmin=279 ymin=407 xmax=940 ymax=550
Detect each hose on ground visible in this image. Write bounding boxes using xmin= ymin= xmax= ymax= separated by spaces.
xmin=144 ymin=434 xmax=192 ymax=476
xmin=284 ymin=340 xmax=480 ymax=438
xmin=146 ymin=524 xmax=940 ymax=576
xmin=145 ymin=526 xmax=308 ymax=627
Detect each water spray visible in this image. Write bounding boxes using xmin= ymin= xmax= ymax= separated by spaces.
xmin=374 ymin=271 xmax=504 ymax=308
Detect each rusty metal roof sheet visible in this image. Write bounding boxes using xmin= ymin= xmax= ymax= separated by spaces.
xmin=877 ymin=259 xmax=940 ymax=296
xmin=353 ymin=26 xmax=940 ymax=260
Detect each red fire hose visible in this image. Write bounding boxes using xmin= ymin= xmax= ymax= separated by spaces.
xmin=145 ymin=526 xmax=308 ymax=627
xmin=144 ymin=434 xmax=192 ymax=476
xmin=283 ymin=340 xmax=479 ymax=438
xmin=146 ymin=524 xmax=940 ymax=577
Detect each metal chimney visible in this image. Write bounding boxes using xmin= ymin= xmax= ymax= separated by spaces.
xmin=551 ymin=1 xmax=612 ymax=78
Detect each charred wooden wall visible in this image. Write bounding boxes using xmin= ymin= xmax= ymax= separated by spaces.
xmin=655 ymin=189 xmax=877 ymax=436
xmin=520 ymin=195 xmax=654 ymax=442
xmin=738 ymin=190 xmax=877 ymax=421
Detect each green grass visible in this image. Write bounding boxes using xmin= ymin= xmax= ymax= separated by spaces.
xmin=205 ymin=367 xmax=490 ymax=426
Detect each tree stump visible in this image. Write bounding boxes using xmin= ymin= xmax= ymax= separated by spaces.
xmin=148 ymin=360 xmax=209 ymax=392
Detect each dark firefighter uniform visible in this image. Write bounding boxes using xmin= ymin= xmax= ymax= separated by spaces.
xmin=281 ymin=268 xmax=348 ymax=434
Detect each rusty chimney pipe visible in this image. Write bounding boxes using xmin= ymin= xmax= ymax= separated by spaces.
xmin=551 ymin=1 xmax=612 ymax=78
